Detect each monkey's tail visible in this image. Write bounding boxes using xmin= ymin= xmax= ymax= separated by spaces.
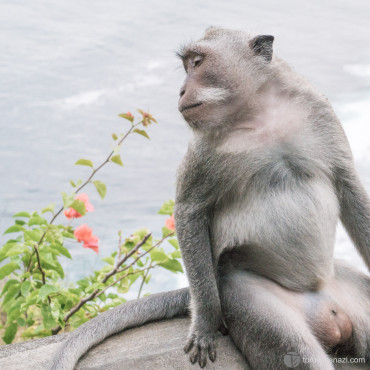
xmin=49 ymin=288 xmax=190 ymax=370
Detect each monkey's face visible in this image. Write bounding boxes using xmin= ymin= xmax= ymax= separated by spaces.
xmin=177 ymin=46 xmax=238 ymax=130
xmin=177 ymin=29 xmax=274 ymax=131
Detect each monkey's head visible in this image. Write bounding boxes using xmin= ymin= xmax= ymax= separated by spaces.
xmin=177 ymin=28 xmax=274 ymax=132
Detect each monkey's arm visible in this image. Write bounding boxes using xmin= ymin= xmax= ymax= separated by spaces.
xmin=336 ymin=164 xmax=370 ymax=270
xmin=175 ymin=202 xmax=223 ymax=368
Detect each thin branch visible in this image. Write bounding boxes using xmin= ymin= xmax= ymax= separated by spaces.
xmin=101 ymin=233 xmax=151 ymax=284
xmin=33 ymin=244 xmax=46 ymax=284
xmin=26 ymin=120 xmax=144 ymax=275
xmin=51 ymin=233 xmax=151 ymax=335
xmin=96 ymin=266 xmax=154 ymax=299
xmin=33 ymin=244 xmax=51 ymax=304
xmin=137 ymin=263 xmax=152 ymax=299
xmin=116 ymin=232 xmax=175 ymax=275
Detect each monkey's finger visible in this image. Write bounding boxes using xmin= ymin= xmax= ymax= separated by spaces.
xmin=184 ymin=337 xmax=194 ymax=353
xmin=208 ymin=341 xmax=217 ymax=362
xmin=198 ymin=345 xmax=207 ymax=368
xmin=189 ymin=346 xmax=199 ymax=364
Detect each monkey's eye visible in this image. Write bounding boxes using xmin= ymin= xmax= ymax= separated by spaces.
xmin=192 ymin=55 xmax=203 ymax=68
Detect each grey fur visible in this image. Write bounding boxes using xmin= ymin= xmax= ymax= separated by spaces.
xmin=176 ymin=28 xmax=370 ymax=369
xmin=50 ymin=28 xmax=370 ymax=370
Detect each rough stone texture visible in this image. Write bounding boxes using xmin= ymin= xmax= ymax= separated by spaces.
xmin=0 ymin=318 xmax=247 ymax=370
xmin=0 ymin=318 xmax=367 ymax=369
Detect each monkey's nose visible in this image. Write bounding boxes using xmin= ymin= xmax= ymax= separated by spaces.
xmin=179 ymin=87 xmax=186 ymax=97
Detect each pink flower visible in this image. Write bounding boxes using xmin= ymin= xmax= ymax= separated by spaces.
xmin=74 ymin=224 xmax=99 ymax=254
xmin=64 ymin=208 xmax=80 ymax=219
xmin=165 ymin=215 xmax=175 ymax=231
xmin=76 ymin=193 xmax=94 ymax=212
xmin=82 ymin=235 xmax=99 ymax=254
xmin=64 ymin=193 xmax=94 ymax=219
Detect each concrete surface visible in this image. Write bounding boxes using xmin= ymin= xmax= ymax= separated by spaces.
xmin=0 ymin=318 xmax=247 ymax=370
xmin=0 ymin=317 xmax=368 ymax=369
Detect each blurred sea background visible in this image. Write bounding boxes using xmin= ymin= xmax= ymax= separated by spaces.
xmin=0 ymin=0 xmax=369 ymax=298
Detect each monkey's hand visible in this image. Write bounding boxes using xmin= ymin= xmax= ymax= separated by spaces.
xmin=184 ymin=316 xmax=227 ymax=368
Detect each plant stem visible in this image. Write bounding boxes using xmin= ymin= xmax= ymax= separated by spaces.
xmin=26 ymin=120 xmax=144 ymax=275
xmin=137 ymin=263 xmax=152 ymax=299
xmin=51 ymin=232 xmax=151 ymax=335
xmin=33 ymin=244 xmax=51 ymax=304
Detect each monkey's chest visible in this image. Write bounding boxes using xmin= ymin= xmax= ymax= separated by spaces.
xmin=211 ymin=177 xmax=339 ymax=290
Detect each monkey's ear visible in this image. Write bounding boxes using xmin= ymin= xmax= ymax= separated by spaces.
xmin=249 ymin=35 xmax=274 ymax=62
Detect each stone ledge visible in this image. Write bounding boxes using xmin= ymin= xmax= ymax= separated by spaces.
xmin=0 ymin=318 xmax=367 ymax=369
xmin=0 ymin=318 xmax=247 ymax=370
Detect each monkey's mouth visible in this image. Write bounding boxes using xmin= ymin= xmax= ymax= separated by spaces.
xmin=179 ymin=102 xmax=202 ymax=113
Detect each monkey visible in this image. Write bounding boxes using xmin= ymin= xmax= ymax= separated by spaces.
xmin=49 ymin=28 xmax=370 ymax=370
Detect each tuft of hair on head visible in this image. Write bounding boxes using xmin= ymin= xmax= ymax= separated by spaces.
xmin=175 ymin=44 xmax=187 ymax=61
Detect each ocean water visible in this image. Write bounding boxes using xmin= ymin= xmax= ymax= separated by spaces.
xmin=0 ymin=0 xmax=369 ymax=297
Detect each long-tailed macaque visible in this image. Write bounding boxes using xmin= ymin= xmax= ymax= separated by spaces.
xmin=50 ymin=28 xmax=370 ymax=370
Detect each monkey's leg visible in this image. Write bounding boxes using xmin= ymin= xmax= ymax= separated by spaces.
xmin=219 ymin=270 xmax=334 ymax=370
xmin=328 ymin=261 xmax=370 ymax=361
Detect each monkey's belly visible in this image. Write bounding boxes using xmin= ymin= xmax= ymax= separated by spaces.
xmin=213 ymin=179 xmax=339 ymax=291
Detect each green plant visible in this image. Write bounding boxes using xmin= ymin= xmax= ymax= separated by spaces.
xmin=0 ymin=110 xmax=182 ymax=344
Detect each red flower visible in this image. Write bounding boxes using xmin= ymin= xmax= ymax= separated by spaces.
xmin=165 ymin=215 xmax=175 ymax=231
xmin=74 ymin=224 xmax=99 ymax=254
xmin=64 ymin=193 xmax=94 ymax=219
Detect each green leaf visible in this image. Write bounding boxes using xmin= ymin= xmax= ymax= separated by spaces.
xmin=70 ymin=180 xmax=77 ymax=187
xmin=39 ymin=252 xmax=57 ymax=267
xmin=110 ymin=154 xmax=124 ymax=166
xmin=24 ymin=229 xmax=43 ymax=242
xmin=118 ymin=113 xmax=134 ymax=122
xmin=158 ymin=199 xmax=175 ymax=215
xmin=162 ymin=226 xmax=174 ymax=238
xmin=17 ymin=317 xmax=26 ymax=326
xmin=50 ymin=301 xmax=62 ymax=321
xmin=112 ymin=133 xmax=118 ymax=140
xmin=102 ymin=257 xmax=115 ymax=265
xmin=20 ymin=281 xmax=31 ymax=297
xmin=3 ymin=285 xmax=20 ymax=306
xmin=41 ymin=305 xmax=58 ymax=330
xmin=43 ymin=260 xmax=64 ymax=278
xmin=170 ymin=250 xmax=182 ymax=259
xmin=13 ymin=212 xmax=31 ymax=218
xmin=70 ymin=199 xmax=86 ymax=216
xmin=61 ymin=192 xmax=76 ymax=209
xmin=1 ymin=280 xmax=19 ymax=296
xmin=38 ymin=284 xmax=58 ymax=301
xmin=53 ymin=244 xmax=72 ymax=259
xmin=41 ymin=203 xmax=55 ymax=215
xmin=158 ymin=259 xmax=183 ymax=273
xmin=93 ymin=180 xmax=107 ymax=199
xmin=133 ymin=128 xmax=150 ymax=140
xmin=75 ymin=159 xmax=93 ymax=168
xmin=0 ymin=262 xmax=19 ymax=279
xmin=3 ymin=225 xmax=25 ymax=235
xmin=2 ymin=323 xmax=18 ymax=344
xmin=28 ymin=215 xmax=47 ymax=226
xmin=168 ymin=238 xmax=179 ymax=250
xmin=150 ymin=248 xmax=168 ymax=262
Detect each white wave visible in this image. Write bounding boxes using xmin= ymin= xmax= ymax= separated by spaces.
xmin=146 ymin=60 xmax=165 ymax=71
xmin=335 ymin=97 xmax=370 ymax=161
xmin=343 ymin=64 xmax=370 ymax=77
xmin=32 ymin=89 xmax=108 ymax=110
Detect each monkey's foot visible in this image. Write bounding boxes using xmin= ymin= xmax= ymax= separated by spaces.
xmin=184 ymin=332 xmax=217 ymax=368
